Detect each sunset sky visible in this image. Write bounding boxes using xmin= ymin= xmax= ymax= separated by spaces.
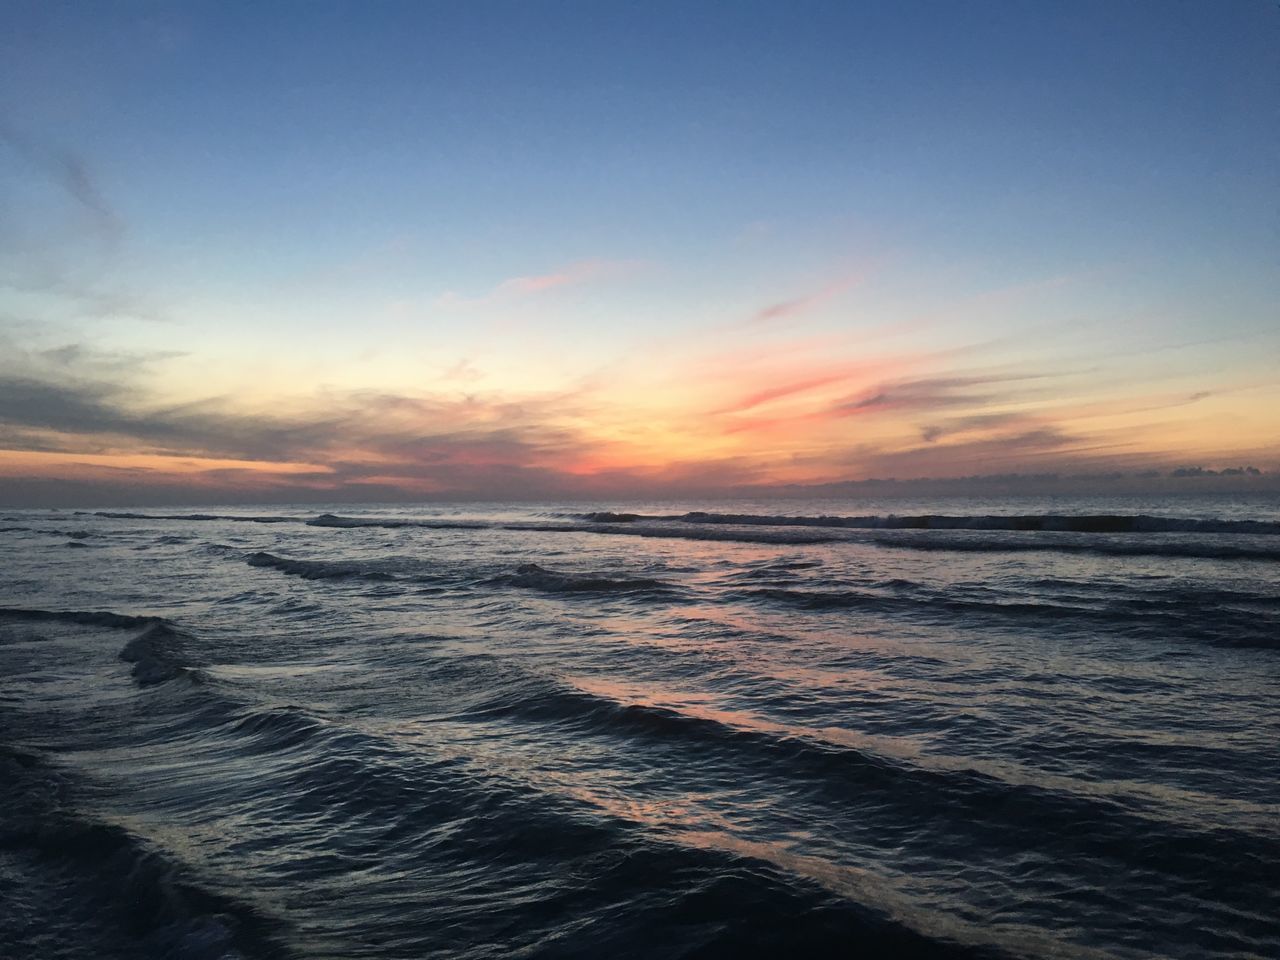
xmin=1 ymin=1 xmax=1277 ymax=504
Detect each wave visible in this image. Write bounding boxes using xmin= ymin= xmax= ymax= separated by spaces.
xmin=0 ymin=746 xmax=286 ymax=960
xmin=172 ymin=698 xmax=1005 ymax=959
xmin=302 ymin=510 xmax=1280 ymax=553
xmin=119 ymin=621 xmax=204 ymax=687
xmin=6 ymin=614 xmax=885 ymax=958
xmin=304 ymin=513 xmax=840 ymax=544
xmin=580 ymin=511 xmax=645 ymax=523
xmin=246 ymin=551 xmax=675 ymax=598
xmin=456 ymin=677 xmax=1280 ymax=898
xmin=492 ymin=562 xmax=676 ymax=596
xmin=246 ymin=551 xmax=398 ymax=582
xmin=307 ymin=512 xmax=487 ymax=530
xmin=225 ymin=705 xmax=334 ymax=754
xmin=582 ymin=510 xmax=1280 ymax=535
xmin=574 ymin=521 xmax=840 ymax=545
xmin=0 ymin=526 xmax=100 ymax=539
xmin=727 ymin=585 xmax=1279 ymax=648
xmin=33 ymin=653 xmax=996 ymax=960
xmin=0 ymin=607 xmax=205 ymax=685
xmin=0 ymin=527 xmax=102 ymax=544
xmin=0 ymin=606 xmax=160 ymax=630
xmin=80 ymin=511 xmax=295 ymax=524
xmin=9 ymin=601 xmax=1269 ymax=959
xmin=34 ymin=508 xmax=1280 ymax=544
xmin=873 ymin=536 xmax=1280 ymax=562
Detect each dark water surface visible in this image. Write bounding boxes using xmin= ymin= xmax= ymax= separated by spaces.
xmin=2 ymin=496 xmax=1278 ymax=959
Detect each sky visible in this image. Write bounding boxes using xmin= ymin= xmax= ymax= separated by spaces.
xmin=1 ymin=0 xmax=1277 ymax=505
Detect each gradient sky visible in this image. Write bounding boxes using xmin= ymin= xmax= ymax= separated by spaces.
xmin=1 ymin=0 xmax=1277 ymax=504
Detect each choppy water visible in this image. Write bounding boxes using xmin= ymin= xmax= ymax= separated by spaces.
xmin=2 ymin=496 xmax=1278 ymax=959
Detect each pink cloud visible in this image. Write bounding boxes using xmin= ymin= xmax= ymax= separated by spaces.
xmin=434 ymin=259 xmax=644 ymax=308
xmin=745 ymin=263 xmax=878 ymax=327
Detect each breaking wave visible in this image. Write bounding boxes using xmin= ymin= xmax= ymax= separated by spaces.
xmin=0 ymin=608 xmax=205 ymax=687
xmin=491 ymin=562 xmax=677 ymax=596
xmin=119 ymin=621 xmax=205 ymax=687
xmin=246 ymin=551 xmax=399 ymax=582
xmin=581 ymin=510 xmax=1280 ymax=535
xmin=305 ymin=513 xmax=842 ymax=545
xmin=245 ymin=551 xmax=676 ymax=598
xmin=872 ymin=536 xmax=1280 ymax=562
xmin=81 ymin=511 xmax=295 ymax=524
xmin=0 ymin=606 xmax=160 ymax=631
xmin=307 ymin=513 xmax=487 ymax=530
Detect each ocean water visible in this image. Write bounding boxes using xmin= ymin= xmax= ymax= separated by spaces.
xmin=2 ymin=495 xmax=1278 ymax=960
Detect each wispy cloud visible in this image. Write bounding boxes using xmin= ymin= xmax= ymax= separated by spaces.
xmin=832 ymin=373 xmax=1045 ymax=417
xmin=0 ymin=115 xmax=123 ymax=247
xmin=745 ymin=268 xmax=872 ymax=327
xmin=712 ymin=371 xmax=857 ymax=416
xmin=919 ymin=411 xmax=1039 ymax=443
xmin=0 ymin=117 xmax=171 ymax=326
xmin=0 ymin=310 xmax=1273 ymax=505
xmin=432 ymin=259 xmax=644 ymax=309
xmin=709 ymin=369 xmax=1050 ymax=440
xmin=438 ymin=358 xmax=484 ymax=383
xmin=0 ymin=341 xmax=614 ymax=500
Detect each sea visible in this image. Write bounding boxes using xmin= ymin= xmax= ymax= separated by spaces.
xmin=2 ymin=495 xmax=1278 ymax=960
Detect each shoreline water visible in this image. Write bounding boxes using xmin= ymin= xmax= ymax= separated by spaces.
xmin=3 ymin=496 xmax=1278 ymax=958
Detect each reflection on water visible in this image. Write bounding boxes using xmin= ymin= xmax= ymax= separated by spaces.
xmin=1 ymin=497 xmax=1278 ymax=959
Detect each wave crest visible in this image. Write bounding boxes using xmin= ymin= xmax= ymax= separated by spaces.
xmin=495 ymin=562 xmax=675 ymax=595
xmin=0 ymin=747 xmax=285 ymax=960
xmin=119 ymin=621 xmax=203 ymax=686
xmin=246 ymin=551 xmax=397 ymax=582
xmin=579 ymin=510 xmax=1280 ymax=535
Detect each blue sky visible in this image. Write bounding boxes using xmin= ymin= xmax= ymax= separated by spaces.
xmin=1 ymin=1 xmax=1277 ymax=502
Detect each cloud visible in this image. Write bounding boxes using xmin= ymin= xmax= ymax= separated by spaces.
xmin=0 ymin=313 xmax=1273 ymax=506
xmin=833 ymin=374 xmax=1041 ymax=416
xmin=745 ymin=269 xmax=870 ymax=327
xmin=0 ymin=348 xmax=616 ymax=501
xmin=432 ymin=259 xmax=643 ymax=309
xmin=712 ymin=371 xmax=859 ymax=416
xmin=816 ymin=425 xmax=1096 ymax=480
xmin=0 ymin=116 xmax=123 ymax=248
xmin=752 ymin=294 xmax=820 ymax=325
xmin=438 ymin=358 xmax=484 ymax=383
xmin=919 ymin=411 xmax=1038 ymax=443
xmin=714 ymin=369 xmax=1051 ymax=439
xmin=0 ymin=118 xmax=171 ymax=326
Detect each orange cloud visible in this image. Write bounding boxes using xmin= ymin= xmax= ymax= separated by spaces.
xmin=1 ymin=313 xmax=1276 ymax=505
xmin=0 ymin=450 xmax=326 ymax=476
